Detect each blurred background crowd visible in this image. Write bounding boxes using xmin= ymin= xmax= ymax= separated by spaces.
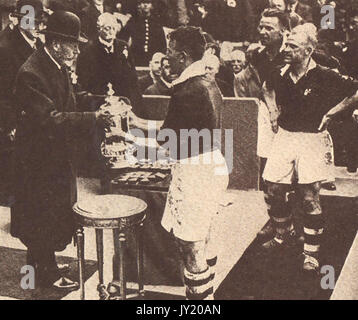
xmin=1 ymin=0 xmax=358 ymax=68
xmin=1 ymin=0 xmax=358 ymax=87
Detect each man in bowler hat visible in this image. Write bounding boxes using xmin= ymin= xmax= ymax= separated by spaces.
xmin=0 ymin=0 xmax=46 ymax=204
xmin=11 ymin=10 xmax=112 ymax=290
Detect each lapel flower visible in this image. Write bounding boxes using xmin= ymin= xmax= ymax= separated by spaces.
xmin=304 ymin=88 xmax=312 ymax=96
xmin=122 ymin=47 xmax=128 ymax=58
xmin=227 ymin=0 xmax=237 ymax=8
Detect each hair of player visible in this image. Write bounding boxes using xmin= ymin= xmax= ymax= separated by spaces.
xmin=291 ymin=23 xmax=318 ymax=49
xmin=167 ymin=26 xmax=207 ymax=62
xmin=261 ymin=8 xmax=291 ymax=31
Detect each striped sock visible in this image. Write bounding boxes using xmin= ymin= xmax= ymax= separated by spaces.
xmin=272 ymin=215 xmax=293 ymax=240
xmin=207 ymin=256 xmax=217 ymax=282
xmin=184 ymin=267 xmax=214 ymax=300
xmin=303 ymin=200 xmax=324 ymax=268
xmin=264 ymin=191 xmax=291 ymax=238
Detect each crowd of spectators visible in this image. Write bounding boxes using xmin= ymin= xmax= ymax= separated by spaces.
xmin=41 ymin=0 xmax=358 ymax=86
xmin=46 ymin=0 xmax=358 ymax=171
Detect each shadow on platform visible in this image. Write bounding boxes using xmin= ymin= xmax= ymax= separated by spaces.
xmin=215 ymin=192 xmax=357 ymax=300
xmin=0 ymin=247 xmax=97 ymax=300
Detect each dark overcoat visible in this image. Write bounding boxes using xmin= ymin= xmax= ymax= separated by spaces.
xmin=80 ymin=2 xmax=113 ymax=43
xmin=0 ymin=27 xmax=36 ymax=139
xmin=77 ymin=38 xmax=143 ymax=114
xmin=0 ymin=27 xmax=37 ymax=190
xmin=11 ymin=48 xmax=96 ymax=251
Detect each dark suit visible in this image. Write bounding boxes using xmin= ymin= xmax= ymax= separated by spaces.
xmin=144 ymin=78 xmax=172 ymax=96
xmin=76 ymin=38 xmax=144 ymax=176
xmin=138 ymin=73 xmax=157 ymax=93
xmin=0 ymin=27 xmax=37 ymax=194
xmin=77 ymin=38 xmax=142 ymax=114
xmin=0 ymin=27 xmax=36 ymax=140
xmin=11 ymin=47 xmax=96 ymax=253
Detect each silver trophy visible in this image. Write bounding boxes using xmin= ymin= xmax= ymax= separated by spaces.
xmin=100 ymin=83 xmax=136 ymax=168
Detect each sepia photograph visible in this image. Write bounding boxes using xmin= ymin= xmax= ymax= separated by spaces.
xmin=0 ymin=0 xmax=356 ymax=303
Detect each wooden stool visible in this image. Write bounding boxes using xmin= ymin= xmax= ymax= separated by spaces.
xmin=73 ymin=194 xmax=147 ymax=300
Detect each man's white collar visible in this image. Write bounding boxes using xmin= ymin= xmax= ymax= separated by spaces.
xmin=44 ymin=47 xmax=62 ymax=70
xmin=171 ymin=60 xmax=206 ymax=86
xmin=160 ymin=77 xmax=172 ymax=89
xmin=20 ymin=29 xmax=37 ymax=49
xmin=99 ymin=36 xmax=114 ymax=53
xmin=280 ymin=59 xmax=317 ymax=83
xmin=95 ymin=4 xmax=104 ymax=13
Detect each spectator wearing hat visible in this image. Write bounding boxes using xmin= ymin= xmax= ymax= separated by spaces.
xmin=0 ymin=0 xmax=46 ymax=203
xmin=11 ymin=10 xmax=112 ymax=289
xmin=127 ymin=0 xmax=166 ymax=66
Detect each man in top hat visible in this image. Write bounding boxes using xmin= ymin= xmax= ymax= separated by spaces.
xmin=11 ymin=10 xmax=112 ymax=289
xmin=0 ymin=0 xmax=46 ymax=203
xmin=127 ymin=0 xmax=166 ymax=66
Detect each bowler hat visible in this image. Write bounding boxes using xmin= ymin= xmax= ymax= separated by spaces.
xmin=12 ymin=0 xmax=46 ymax=22
xmin=41 ymin=10 xmax=88 ymax=43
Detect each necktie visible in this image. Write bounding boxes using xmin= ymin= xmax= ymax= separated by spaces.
xmin=102 ymin=42 xmax=114 ymax=54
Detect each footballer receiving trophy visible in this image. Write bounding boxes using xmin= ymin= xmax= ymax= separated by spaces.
xmin=100 ymin=83 xmax=172 ymax=194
